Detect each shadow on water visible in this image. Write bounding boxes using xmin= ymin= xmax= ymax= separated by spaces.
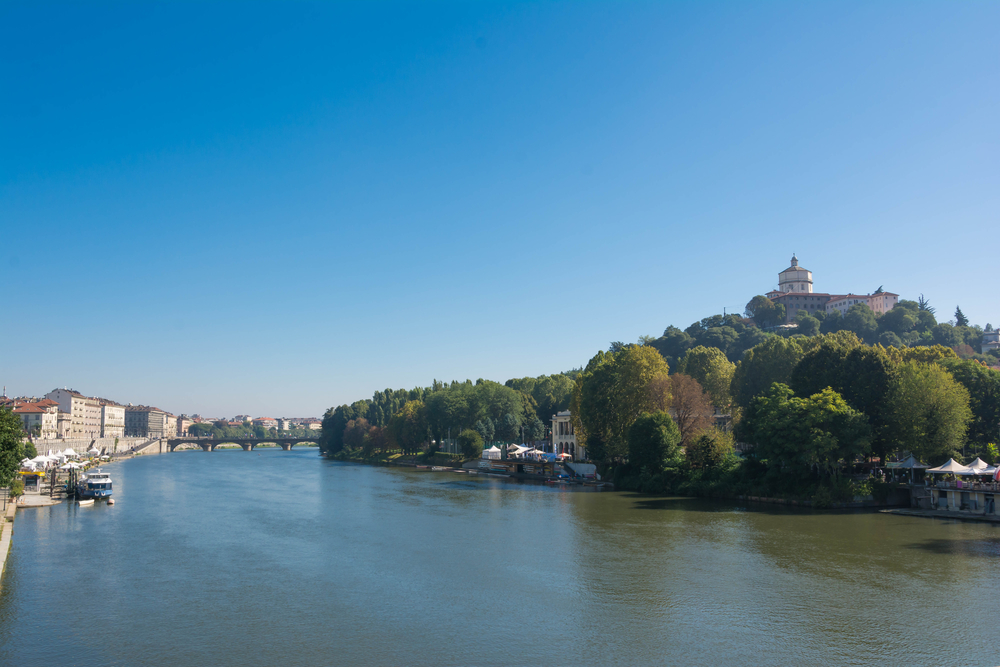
xmin=905 ymin=536 xmax=1000 ymax=558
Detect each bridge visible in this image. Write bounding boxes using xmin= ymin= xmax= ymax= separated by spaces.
xmin=164 ymin=436 xmax=320 ymax=452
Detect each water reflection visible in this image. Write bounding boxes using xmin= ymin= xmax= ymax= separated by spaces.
xmin=1 ymin=452 xmax=999 ymax=666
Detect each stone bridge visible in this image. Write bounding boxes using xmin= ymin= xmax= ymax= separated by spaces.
xmin=165 ymin=436 xmax=319 ymax=452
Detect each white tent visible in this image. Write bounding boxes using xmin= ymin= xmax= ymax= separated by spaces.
xmin=62 ymin=448 xmax=79 ymax=458
xmin=482 ymin=446 xmax=502 ymax=460
xmin=87 ymin=447 xmax=100 ymax=456
xmin=927 ymin=459 xmax=975 ymax=475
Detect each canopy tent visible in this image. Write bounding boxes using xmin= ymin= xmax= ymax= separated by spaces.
xmin=87 ymin=447 xmax=101 ymax=456
xmin=62 ymin=448 xmax=79 ymax=458
xmin=967 ymin=457 xmax=990 ymax=470
xmin=59 ymin=462 xmax=82 ymax=470
xmin=482 ymin=446 xmax=502 ymax=460
xmin=927 ymin=459 xmax=975 ymax=475
xmin=886 ymin=455 xmax=928 ymax=470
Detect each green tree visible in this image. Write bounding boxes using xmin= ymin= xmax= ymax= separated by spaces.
xmin=23 ymin=440 xmax=38 ymax=459
xmin=319 ymin=404 xmax=355 ymax=455
xmin=571 ymin=345 xmax=671 ymax=462
xmin=731 ymin=336 xmax=806 ymax=410
xmin=474 ymin=417 xmax=494 ymax=442
xmin=0 ymin=408 xmax=26 ymax=487
xmin=938 ymin=359 xmax=1000 ymax=448
xmin=842 ymin=304 xmax=878 ymax=344
xmin=457 ymin=428 xmax=484 ymax=458
xmin=796 ymin=313 xmax=821 ymax=337
xmin=386 ymin=400 xmax=428 ymax=454
xmin=955 ymin=306 xmax=969 ymax=328
xmin=932 ymin=323 xmax=961 ymax=348
xmin=646 ymin=325 xmax=694 ymax=370
xmin=686 ymin=430 xmax=733 ymax=469
xmin=524 ymin=416 xmax=546 ymax=442
xmin=745 ymin=295 xmax=784 ymax=329
xmin=739 ymin=384 xmax=871 ymax=478
xmin=680 ymin=345 xmax=736 ymax=412
xmin=884 ymin=361 xmax=971 ymax=463
xmin=627 ymin=411 xmax=682 ymax=473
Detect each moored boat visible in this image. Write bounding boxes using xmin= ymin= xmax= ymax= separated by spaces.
xmin=76 ymin=469 xmax=113 ymax=500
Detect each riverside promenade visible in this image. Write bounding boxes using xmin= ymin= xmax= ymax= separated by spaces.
xmin=0 ymin=496 xmax=16 ymax=587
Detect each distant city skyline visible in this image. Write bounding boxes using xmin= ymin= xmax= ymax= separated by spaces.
xmin=3 ymin=2 xmax=997 ymax=417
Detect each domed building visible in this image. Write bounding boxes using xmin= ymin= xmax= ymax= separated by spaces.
xmin=777 ymin=255 xmax=813 ymax=293
xmin=764 ymin=255 xmax=898 ymax=325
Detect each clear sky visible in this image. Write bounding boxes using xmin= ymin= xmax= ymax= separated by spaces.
xmin=2 ymin=1 xmax=997 ymax=418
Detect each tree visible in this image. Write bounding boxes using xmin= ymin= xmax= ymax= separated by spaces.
xmin=474 ymin=417 xmax=495 ymax=443
xmin=319 ymin=404 xmax=355 ymax=455
xmin=386 ymin=400 xmax=428 ymax=454
xmin=739 ymin=384 xmax=871 ymax=478
xmin=23 ymin=440 xmax=37 ymax=459
xmin=524 ymin=416 xmax=545 ymax=442
xmin=731 ymin=336 xmax=806 ymax=410
xmin=680 ymin=345 xmax=736 ymax=412
xmin=796 ymin=313 xmax=820 ymax=337
xmin=627 ymin=411 xmax=682 ymax=473
xmin=496 ymin=413 xmax=520 ymax=442
xmin=955 ymin=306 xmax=969 ymax=328
xmin=884 ymin=361 xmax=971 ymax=463
xmin=646 ymin=326 xmax=693 ymax=372
xmin=342 ymin=418 xmax=370 ymax=451
xmin=571 ymin=345 xmax=671 ymax=462
xmin=0 ymin=408 xmax=26 ymax=487
xmin=686 ymin=430 xmax=733 ymax=469
xmin=745 ymin=296 xmax=784 ymax=329
xmin=647 ymin=374 xmax=672 ymax=413
xmin=918 ymin=294 xmax=935 ymax=314
xmin=669 ymin=374 xmax=715 ymax=448
xmin=879 ymin=332 xmax=903 ymax=348
xmin=842 ymin=304 xmax=878 ymax=344
xmin=457 ymin=429 xmax=484 ymax=458
xmin=932 ymin=323 xmax=961 ymax=348
xmin=938 ymin=359 xmax=1000 ymax=448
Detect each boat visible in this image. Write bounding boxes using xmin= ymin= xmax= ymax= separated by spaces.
xmin=76 ymin=468 xmax=113 ymax=500
xmin=431 ymin=466 xmax=449 ymax=471
xmin=77 ymin=499 xmax=95 ymax=506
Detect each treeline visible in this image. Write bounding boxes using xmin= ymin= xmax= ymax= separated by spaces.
xmin=573 ymin=330 xmax=1000 ymax=501
xmin=318 ymin=373 xmax=576 ymax=457
xmin=645 ymin=296 xmax=996 ymax=370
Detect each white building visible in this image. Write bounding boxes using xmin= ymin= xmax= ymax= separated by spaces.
xmin=765 ymin=256 xmax=899 ymax=323
xmin=13 ymin=403 xmax=59 ymax=439
xmin=45 ymin=388 xmax=102 ymax=439
xmin=551 ymin=410 xmax=585 ymax=461
xmin=100 ymin=401 xmax=125 ymax=438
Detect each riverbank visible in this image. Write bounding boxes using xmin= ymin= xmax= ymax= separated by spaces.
xmin=0 ymin=497 xmax=16 ymax=587
xmin=879 ymin=507 xmax=1000 ymax=524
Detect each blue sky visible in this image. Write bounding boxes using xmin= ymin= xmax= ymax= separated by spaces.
xmin=2 ymin=1 xmax=997 ymax=418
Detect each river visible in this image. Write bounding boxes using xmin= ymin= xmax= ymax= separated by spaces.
xmin=1 ymin=448 xmax=998 ymax=666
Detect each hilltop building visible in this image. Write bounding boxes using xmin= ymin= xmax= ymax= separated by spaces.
xmin=765 ymin=256 xmax=899 ymax=324
xmin=983 ymin=326 xmax=1000 ymax=355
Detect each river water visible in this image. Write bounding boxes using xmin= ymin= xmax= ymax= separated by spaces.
xmin=1 ymin=448 xmax=998 ymax=666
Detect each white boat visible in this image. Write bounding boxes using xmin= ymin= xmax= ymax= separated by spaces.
xmin=77 ymin=499 xmax=95 ymax=506
xmin=76 ymin=469 xmax=113 ymax=500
